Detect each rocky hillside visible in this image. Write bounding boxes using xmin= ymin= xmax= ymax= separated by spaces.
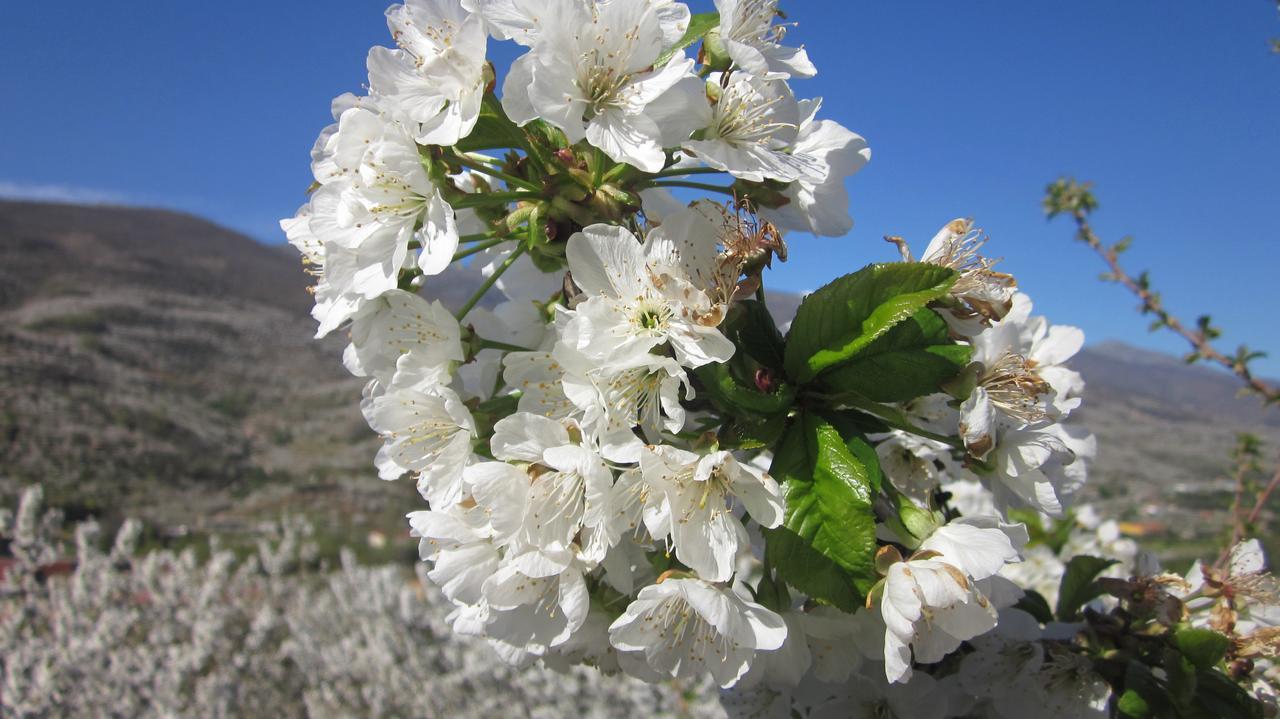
xmin=1069 ymin=342 xmax=1280 ymax=562
xmin=0 ymin=201 xmax=395 ymax=542
xmin=1 ymin=200 xmax=1275 ymax=562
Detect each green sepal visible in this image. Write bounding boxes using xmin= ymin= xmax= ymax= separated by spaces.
xmin=1056 ymin=555 xmax=1119 ymax=620
xmin=1175 ymin=626 xmax=1231 ymax=671
xmin=656 ymin=12 xmax=720 ymax=67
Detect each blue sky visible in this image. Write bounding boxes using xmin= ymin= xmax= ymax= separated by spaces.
xmin=2 ymin=1 xmax=1278 ymax=374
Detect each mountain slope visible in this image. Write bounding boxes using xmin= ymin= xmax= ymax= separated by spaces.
xmin=0 ymin=201 xmax=388 ymax=533
xmin=1 ymin=200 xmax=1275 ymax=560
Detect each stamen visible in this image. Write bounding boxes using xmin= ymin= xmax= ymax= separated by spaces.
xmin=982 ymin=351 xmax=1052 ymax=424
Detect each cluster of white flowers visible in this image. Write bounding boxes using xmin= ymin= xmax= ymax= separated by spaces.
xmin=281 ymin=1 xmax=1276 ymax=716
xmin=280 ymin=0 xmax=868 ymax=340
xmin=0 ymin=486 xmax=724 ymax=718
xmin=280 ymin=0 xmax=869 ymax=691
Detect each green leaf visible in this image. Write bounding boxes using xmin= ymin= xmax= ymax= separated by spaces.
xmin=694 ymin=361 xmax=795 ymax=416
xmin=767 ymin=413 xmax=878 ymax=606
xmin=814 ymin=308 xmax=971 ymax=403
xmin=455 ymin=96 xmax=527 ymax=152
xmin=722 ymin=300 xmax=786 ymax=370
xmin=1163 ymin=646 xmax=1197 ymax=707
xmin=1014 ymin=590 xmax=1055 ymax=624
xmin=1055 ymin=555 xmax=1118 ymax=620
xmin=1176 ymin=627 xmax=1231 ymax=671
xmin=656 ymin=12 xmax=720 ymax=67
xmin=693 ymin=299 xmax=795 ymax=421
xmin=764 ymin=420 xmax=861 ymax=610
xmin=1192 ymin=668 xmax=1266 ymax=719
xmin=783 ymin=263 xmax=957 ymax=384
xmin=823 ymin=408 xmax=891 ymax=436
xmin=1121 ymin=661 xmax=1177 ymax=718
xmin=832 ymin=420 xmax=884 ymax=496
xmin=1008 ymin=507 xmax=1076 ymax=555
xmin=753 ymin=565 xmax=792 ymax=613
xmin=718 ymin=412 xmax=788 ymax=451
xmin=1117 ymin=689 xmax=1152 ymax=718
xmin=763 ymin=527 xmax=861 ymax=612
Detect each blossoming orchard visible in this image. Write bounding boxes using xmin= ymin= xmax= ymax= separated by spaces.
xmin=281 ymin=1 xmax=1279 ymax=715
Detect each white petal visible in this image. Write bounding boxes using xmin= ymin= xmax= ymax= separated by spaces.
xmin=491 ymin=412 xmax=570 ymax=463
xmin=566 ymin=224 xmax=648 ymax=298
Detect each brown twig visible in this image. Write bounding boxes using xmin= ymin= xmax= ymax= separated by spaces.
xmin=1045 ymin=179 xmax=1280 ymax=571
xmin=1227 ymin=440 xmax=1253 ymax=551
xmin=1220 ymin=435 xmax=1265 ymax=567
xmin=1075 ymin=220 xmax=1277 ymax=402
xmin=1245 ymin=464 xmax=1280 ymax=529
xmin=1045 ymin=180 xmax=1279 ymax=405
xmin=1218 ymin=461 xmax=1280 ymax=569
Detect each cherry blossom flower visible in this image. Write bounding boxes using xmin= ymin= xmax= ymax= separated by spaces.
xmin=713 ymin=0 xmax=815 ymax=79
xmin=609 ymin=577 xmax=786 ymax=687
xmin=564 ymin=223 xmax=735 ymax=367
xmin=760 ymin=98 xmax=869 ymax=237
xmin=369 ymin=0 xmax=489 ymax=146
xmin=877 ymin=520 xmax=1023 ymax=683
xmin=362 ymin=384 xmax=476 ymax=507
xmin=500 ymin=0 xmax=703 ymax=171
xmin=639 ymin=445 xmax=783 ymax=582
xmin=684 ymin=73 xmax=823 ymax=183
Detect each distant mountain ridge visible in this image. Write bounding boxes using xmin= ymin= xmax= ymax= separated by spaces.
xmin=0 ymin=201 xmax=392 ymax=532
xmin=1 ymin=200 xmax=1275 ymax=561
xmin=0 ymin=201 xmax=307 ymax=313
xmin=1073 ymin=340 xmax=1279 ymax=429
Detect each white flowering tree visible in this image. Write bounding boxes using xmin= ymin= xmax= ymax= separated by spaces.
xmin=281 ymin=1 xmax=1277 ymax=716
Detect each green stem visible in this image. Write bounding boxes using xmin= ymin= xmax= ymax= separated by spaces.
xmin=456 ymin=243 xmax=526 ymax=321
xmin=457 ymin=231 xmax=499 ymax=244
xmin=652 ymin=166 xmax=725 ymax=179
xmin=648 ymin=180 xmax=736 ymax=196
xmin=827 ymin=393 xmax=965 ymax=450
xmin=452 ymin=237 xmax=508 ymax=262
xmin=453 ymin=154 xmax=541 ymax=192
xmin=602 ymin=162 xmax=633 ymax=184
xmin=478 ymin=338 xmax=533 ymax=353
xmin=589 ymin=146 xmax=606 ymax=187
xmin=451 ymin=191 xmax=542 ymax=210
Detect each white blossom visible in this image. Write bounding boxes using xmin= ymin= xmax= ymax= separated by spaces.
xmin=714 ymin=0 xmax=815 ymax=79
xmin=760 ymin=98 xmax=869 ymax=237
xmin=560 ymin=349 xmax=692 ymax=442
xmin=481 ymin=554 xmax=591 ymax=659
xmin=309 ymin=105 xmax=462 ymax=283
xmin=500 ymin=0 xmax=704 ymax=172
xmin=878 ymin=520 xmax=1023 ymax=683
xmin=915 ymin=218 xmax=1018 ymax=332
xmin=565 ymin=223 xmax=735 ymax=367
xmin=961 ymin=293 xmax=1084 ymax=447
xmin=609 ymin=577 xmax=786 ymax=687
xmin=981 ymin=423 xmax=1094 ymax=517
xmin=409 ymin=502 xmax=501 ymax=606
xmin=469 ymin=413 xmax=615 ymax=565
xmin=684 ymin=73 xmax=823 ymax=183
xmin=343 ymin=288 xmax=464 ymax=388
xmin=362 ymin=384 xmax=476 ymax=506
xmin=280 ymin=204 xmax=376 ymax=337
xmin=369 ymin=0 xmax=489 ymax=146
xmin=639 ymin=446 xmax=784 ymax=582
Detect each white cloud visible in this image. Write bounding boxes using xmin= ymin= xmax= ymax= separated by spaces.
xmin=0 ymin=180 xmax=130 ymax=205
